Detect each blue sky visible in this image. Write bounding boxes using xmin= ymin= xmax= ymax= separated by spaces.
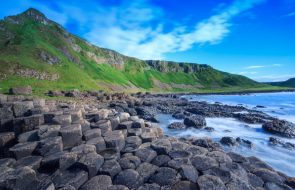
xmin=1 ymin=0 xmax=295 ymax=82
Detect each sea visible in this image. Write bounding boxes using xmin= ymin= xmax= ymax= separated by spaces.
xmin=156 ymin=92 xmax=295 ymax=177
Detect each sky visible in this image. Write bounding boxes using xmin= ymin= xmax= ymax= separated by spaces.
xmin=1 ymin=0 xmax=295 ymax=82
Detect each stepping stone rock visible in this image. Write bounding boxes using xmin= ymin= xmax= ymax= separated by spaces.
xmin=12 ymin=101 xmax=34 ymax=117
xmin=171 ymin=181 xmax=199 ymax=190
xmin=52 ymin=168 xmax=88 ymax=189
xmin=35 ymin=136 xmax=63 ymax=156
xmin=9 ymin=86 xmax=32 ymax=95
xmin=180 ymin=164 xmax=199 ymax=183
xmin=59 ymin=152 xmax=78 ymax=170
xmin=220 ymin=137 xmax=237 ymax=146
xmin=149 ymin=167 xmax=179 ymax=186
xmin=83 ymin=128 xmax=101 ymax=141
xmin=52 ymin=114 xmax=72 ymax=125
xmin=151 ymin=155 xmax=171 ymax=167
xmin=118 ymin=155 xmax=141 ymax=169
xmin=136 ymin=162 xmax=158 ymax=182
xmin=92 ymin=120 xmax=112 ymax=135
xmin=80 ymin=175 xmax=112 ymax=190
xmin=13 ymin=115 xmax=44 ymax=136
xmin=99 ymin=159 xmax=122 ymax=178
xmin=107 ymin=185 xmax=129 ymax=190
xmin=135 ymin=148 xmax=157 ymax=163
xmin=103 ymin=130 xmax=125 ymax=151
xmin=123 ymin=136 xmax=142 ymax=153
xmin=168 ymin=122 xmax=186 ymax=130
xmin=71 ymin=144 xmax=97 ymax=156
xmin=191 ymin=155 xmax=218 ymax=171
xmin=60 ymin=124 xmax=82 ymax=149
xmin=9 ymin=141 xmax=38 ymax=159
xmin=38 ymin=125 xmax=61 ymax=139
xmin=14 ymin=156 xmax=42 ymax=170
xmin=76 ymin=153 xmax=104 ymax=178
xmin=137 ymin=183 xmax=160 ymax=190
xmin=87 ymin=137 xmax=106 ymax=152
xmin=151 ymin=138 xmax=172 ymax=155
xmin=197 ymin=175 xmax=226 ymax=190
xmin=114 ymin=169 xmax=143 ymax=189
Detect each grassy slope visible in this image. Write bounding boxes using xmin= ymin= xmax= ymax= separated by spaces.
xmin=267 ymin=78 xmax=295 ymax=88
xmin=0 ymin=9 xmax=290 ymax=95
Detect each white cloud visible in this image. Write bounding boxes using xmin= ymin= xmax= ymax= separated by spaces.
xmin=13 ymin=0 xmax=265 ymax=60
xmin=244 ymin=64 xmax=282 ymax=69
xmin=285 ymin=11 xmax=295 ymax=17
xmin=239 ymin=71 xmax=258 ymax=75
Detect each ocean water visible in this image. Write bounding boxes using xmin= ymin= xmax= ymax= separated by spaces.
xmin=156 ymin=92 xmax=295 ymax=177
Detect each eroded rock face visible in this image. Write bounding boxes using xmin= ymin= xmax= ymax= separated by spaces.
xmin=0 ymin=93 xmax=293 ymax=190
xmin=263 ymin=119 xmax=295 ymax=138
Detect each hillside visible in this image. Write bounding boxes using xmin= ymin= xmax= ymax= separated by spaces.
xmin=0 ymin=8 xmax=271 ymax=94
xmin=268 ymin=78 xmax=295 ymax=88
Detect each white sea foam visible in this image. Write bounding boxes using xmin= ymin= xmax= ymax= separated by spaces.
xmin=156 ymin=114 xmax=295 ymax=177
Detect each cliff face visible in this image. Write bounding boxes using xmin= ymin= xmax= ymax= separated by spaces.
xmin=145 ymin=60 xmax=210 ymax=73
xmin=0 ymin=8 xmax=262 ymax=93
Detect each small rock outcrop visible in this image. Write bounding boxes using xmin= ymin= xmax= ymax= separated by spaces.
xmin=262 ymin=119 xmax=295 ymax=138
xmin=9 ymin=86 xmax=32 ymax=95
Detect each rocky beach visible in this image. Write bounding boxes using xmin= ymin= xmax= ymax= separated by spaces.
xmin=0 ymin=87 xmax=295 ymax=190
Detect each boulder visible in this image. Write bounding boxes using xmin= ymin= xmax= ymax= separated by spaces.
xmin=9 ymin=86 xmax=32 ymax=95
xmin=118 ymin=155 xmax=141 ymax=169
xmin=138 ymin=183 xmax=160 ymax=190
xmin=171 ymin=181 xmax=199 ymax=190
xmin=180 ymin=164 xmax=199 ymax=183
xmin=149 ymin=167 xmax=179 ymax=186
xmin=13 ymin=115 xmax=44 ymax=136
xmin=92 ymin=120 xmax=112 ymax=135
xmin=71 ymin=144 xmax=96 ymax=156
xmin=262 ymin=119 xmax=295 ymax=138
xmin=103 ymin=130 xmax=125 ymax=151
xmin=9 ymin=141 xmax=38 ymax=159
xmin=122 ymin=136 xmax=142 ymax=153
xmin=151 ymin=138 xmax=172 ymax=155
xmin=60 ymin=124 xmax=82 ymax=149
xmin=86 ymin=137 xmax=106 ymax=152
xmin=14 ymin=156 xmax=42 ymax=170
xmin=220 ymin=137 xmax=237 ymax=146
xmin=52 ymin=168 xmax=88 ymax=189
xmin=76 ymin=153 xmax=104 ymax=178
xmin=197 ymin=175 xmax=226 ymax=190
xmin=151 ymin=155 xmax=171 ymax=167
xmin=136 ymin=162 xmax=158 ymax=182
xmin=114 ymin=169 xmax=143 ymax=189
xmin=168 ymin=122 xmax=186 ymax=130
xmin=80 ymin=175 xmax=112 ymax=190
xmin=52 ymin=114 xmax=72 ymax=125
xmin=38 ymin=125 xmax=61 ymax=139
xmin=99 ymin=159 xmax=122 ymax=178
xmin=203 ymin=166 xmax=232 ymax=184
xmin=135 ymin=148 xmax=157 ymax=163
xmin=59 ymin=152 xmax=78 ymax=170
xmin=253 ymin=168 xmax=284 ymax=184
xmin=83 ymin=128 xmax=101 ymax=141
xmin=184 ymin=115 xmax=206 ymax=128
xmin=190 ymin=155 xmax=218 ymax=171
xmin=35 ymin=136 xmax=63 ymax=156
xmin=99 ymin=148 xmax=120 ymax=160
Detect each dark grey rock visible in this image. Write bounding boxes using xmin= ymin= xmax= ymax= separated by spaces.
xmin=52 ymin=168 xmax=88 ymax=189
xmin=168 ymin=122 xmax=186 ymax=130
xmin=123 ymin=136 xmax=142 ymax=153
xmin=60 ymin=124 xmax=82 ymax=149
xmin=84 ymin=128 xmax=101 ymax=141
xmin=80 ymin=175 xmax=112 ymax=190
xmin=118 ymin=155 xmax=141 ymax=169
xmin=14 ymin=156 xmax=42 ymax=170
xmin=262 ymin=119 xmax=295 ymax=138
xmin=180 ymin=164 xmax=198 ymax=183
xmin=35 ymin=136 xmax=63 ymax=156
xmin=136 ymin=162 xmax=158 ymax=182
xmin=9 ymin=141 xmax=38 ymax=159
xmin=191 ymin=155 xmax=218 ymax=171
xmin=107 ymin=185 xmax=129 ymax=190
xmin=103 ymin=130 xmax=125 ymax=151
xmin=52 ymin=114 xmax=72 ymax=125
xmin=38 ymin=125 xmax=61 ymax=139
xmin=203 ymin=166 xmax=232 ymax=184
xmin=151 ymin=138 xmax=172 ymax=155
xmin=59 ymin=152 xmax=78 ymax=170
xmin=98 ymin=148 xmax=120 ymax=160
xmin=9 ymin=86 xmax=32 ymax=95
xmin=138 ymin=183 xmax=160 ymax=190
xmin=253 ymin=168 xmax=284 ymax=184
xmin=184 ymin=115 xmax=206 ymax=128
xmin=151 ymin=155 xmax=171 ymax=167
xmin=114 ymin=169 xmax=143 ymax=189
xmin=99 ymin=159 xmax=122 ymax=178
xmin=76 ymin=152 xmax=104 ymax=178
xmin=220 ymin=137 xmax=237 ymax=146
xmin=197 ymin=174 xmax=226 ymax=190
xmin=87 ymin=137 xmax=106 ymax=152
xmin=135 ymin=148 xmax=157 ymax=162
xmin=149 ymin=167 xmax=179 ymax=186
xmin=171 ymin=181 xmax=199 ymax=190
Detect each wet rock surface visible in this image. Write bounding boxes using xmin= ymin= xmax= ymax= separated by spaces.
xmin=0 ymin=92 xmax=294 ymax=189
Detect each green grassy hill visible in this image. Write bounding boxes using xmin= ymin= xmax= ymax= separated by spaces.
xmin=0 ymin=8 xmax=280 ymax=94
xmin=267 ymin=78 xmax=295 ymax=88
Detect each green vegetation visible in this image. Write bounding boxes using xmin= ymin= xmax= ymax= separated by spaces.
xmin=0 ymin=8 xmax=291 ymax=95
xmin=267 ymin=78 xmax=295 ymax=88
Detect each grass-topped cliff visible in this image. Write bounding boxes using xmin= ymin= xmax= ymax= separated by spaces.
xmin=267 ymin=78 xmax=295 ymax=88
xmin=0 ymin=8 xmax=284 ymax=94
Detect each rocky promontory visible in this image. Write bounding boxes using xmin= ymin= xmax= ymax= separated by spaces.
xmin=0 ymin=90 xmax=294 ymax=190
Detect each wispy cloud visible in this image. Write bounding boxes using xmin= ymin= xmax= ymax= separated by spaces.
xmin=21 ymin=0 xmax=265 ymax=60
xmin=283 ymin=11 xmax=295 ymax=17
xmin=244 ymin=64 xmax=282 ymax=69
xmin=239 ymin=71 xmax=258 ymax=75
